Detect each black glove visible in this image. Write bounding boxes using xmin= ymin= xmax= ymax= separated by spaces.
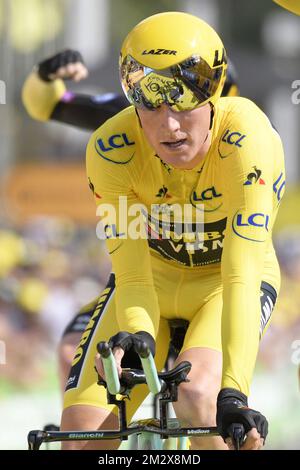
xmin=37 ymin=49 xmax=84 ymax=82
xmin=217 ymin=388 xmax=268 ymax=443
xmin=108 ymin=331 xmax=155 ymax=369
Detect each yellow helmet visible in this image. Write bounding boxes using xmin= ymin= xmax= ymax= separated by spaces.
xmin=120 ymin=11 xmax=227 ymax=111
xmin=273 ymin=0 xmax=300 ymax=15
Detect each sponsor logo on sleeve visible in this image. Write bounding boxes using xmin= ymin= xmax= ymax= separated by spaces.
xmin=95 ymin=133 xmax=135 ymax=164
xmin=273 ymin=172 xmax=285 ymax=202
xmin=97 ymin=133 xmax=134 ymax=152
xmin=232 ymin=211 xmax=270 ymax=242
xmin=243 ymin=166 xmax=265 ymax=186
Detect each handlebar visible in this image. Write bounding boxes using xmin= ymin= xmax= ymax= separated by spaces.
xmin=134 ymin=341 xmax=162 ymax=394
xmin=97 ymin=342 xmax=121 ymax=394
xmin=97 ymin=341 xmax=246 ymax=450
xmin=97 ymin=340 xmax=162 ymax=395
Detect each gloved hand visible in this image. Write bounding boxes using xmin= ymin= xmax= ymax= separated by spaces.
xmin=95 ymin=331 xmax=155 ymax=381
xmin=217 ymin=388 xmax=268 ymax=450
xmin=37 ymin=49 xmax=88 ymax=82
xmin=108 ymin=331 xmax=156 ymax=364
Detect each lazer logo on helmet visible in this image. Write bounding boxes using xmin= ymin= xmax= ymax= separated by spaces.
xmin=213 ymin=48 xmax=227 ymax=67
xmin=142 ymin=49 xmax=177 ymax=55
xmin=97 ymin=134 xmax=135 ymax=152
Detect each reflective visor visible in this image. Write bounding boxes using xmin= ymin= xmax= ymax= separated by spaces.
xmin=120 ymin=54 xmax=225 ymax=111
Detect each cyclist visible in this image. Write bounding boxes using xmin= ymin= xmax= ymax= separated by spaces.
xmin=59 ymin=11 xmax=285 ymax=450
xmin=22 ymin=50 xmax=239 ymax=393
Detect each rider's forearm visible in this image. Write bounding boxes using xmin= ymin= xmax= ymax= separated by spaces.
xmin=220 ymin=203 xmax=270 ymax=396
xmin=51 ymin=93 xmax=129 ymax=131
xmin=22 ymin=71 xmax=66 ymax=121
xmin=220 ymin=271 xmax=262 ymax=396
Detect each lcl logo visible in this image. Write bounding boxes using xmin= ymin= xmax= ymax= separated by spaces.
xmin=97 ymin=133 xmax=135 ymax=152
xmin=221 ymin=129 xmax=246 ymax=148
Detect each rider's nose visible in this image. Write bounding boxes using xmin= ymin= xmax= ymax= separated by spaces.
xmin=158 ymin=104 xmax=181 ymax=133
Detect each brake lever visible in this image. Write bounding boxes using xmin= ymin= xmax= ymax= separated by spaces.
xmin=227 ymin=423 xmax=245 ymax=450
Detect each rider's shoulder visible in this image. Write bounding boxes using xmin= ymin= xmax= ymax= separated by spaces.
xmin=213 ymin=97 xmax=278 ymax=159
xmin=215 ymin=96 xmax=274 ymax=135
xmin=88 ymin=106 xmax=138 ymax=165
xmin=216 ymin=96 xmax=265 ymax=119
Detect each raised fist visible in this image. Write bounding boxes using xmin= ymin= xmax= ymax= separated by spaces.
xmin=38 ymin=49 xmax=88 ymax=82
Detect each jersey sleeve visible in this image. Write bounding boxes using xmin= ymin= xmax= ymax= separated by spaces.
xmin=22 ymin=71 xmax=66 ymax=121
xmin=22 ymin=71 xmax=129 ymax=130
xmin=219 ymin=98 xmax=285 ymax=395
xmin=86 ymin=117 xmax=160 ymax=340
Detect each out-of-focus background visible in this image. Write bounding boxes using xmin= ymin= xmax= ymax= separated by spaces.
xmin=0 ymin=0 xmax=300 ymax=450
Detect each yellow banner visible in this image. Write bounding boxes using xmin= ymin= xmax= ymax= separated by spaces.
xmin=3 ymin=163 xmax=96 ymax=225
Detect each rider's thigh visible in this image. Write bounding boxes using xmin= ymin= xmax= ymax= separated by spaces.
xmin=58 ymin=298 xmax=98 ymax=391
xmin=173 ymin=291 xmax=223 ymax=424
xmin=173 ymin=347 xmax=227 ymax=450
xmin=173 ymin=347 xmax=222 ymax=422
xmin=60 ymin=404 xmax=119 ymax=450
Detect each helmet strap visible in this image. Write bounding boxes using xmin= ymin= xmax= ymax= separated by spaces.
xmin=135 ymin=108 xmax=142 ymax=127
xmin=209 ymin=104 xmax=214 ymax=130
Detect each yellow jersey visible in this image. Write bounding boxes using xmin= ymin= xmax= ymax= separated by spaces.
xmin=86 ymin=96 xmax=285 ymax=395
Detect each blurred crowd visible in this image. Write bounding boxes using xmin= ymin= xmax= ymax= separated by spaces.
xmin=0 ymin=216 xmax=111 ymax=390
